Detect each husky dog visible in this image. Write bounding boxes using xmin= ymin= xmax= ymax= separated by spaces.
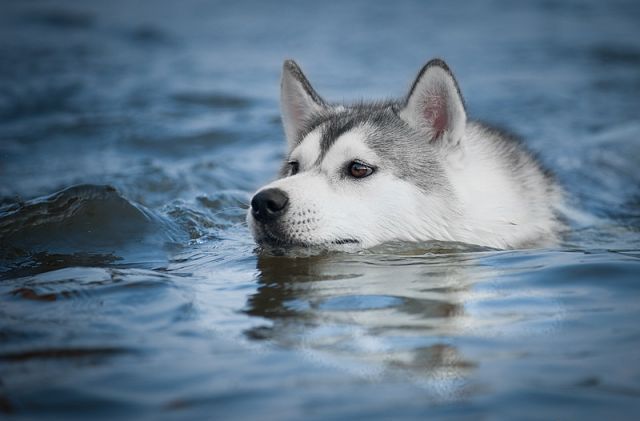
xmin=247 ymin=59 xmax=563 ymax=250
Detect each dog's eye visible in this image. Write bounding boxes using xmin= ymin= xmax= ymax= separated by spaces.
xmin=348 ymin=161 xmax=374 ymax=178
xmin=288 ymin=161 xmax=299 ymax=176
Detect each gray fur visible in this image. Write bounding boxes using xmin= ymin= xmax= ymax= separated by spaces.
xmin=283 ymin=59 xmax=326 ymax=108
xmin=285 ymin=102 xmax=450 ymax=194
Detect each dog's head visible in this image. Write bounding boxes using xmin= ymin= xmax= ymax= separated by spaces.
xmin=248 ymin=59 xmax=467 ymax=250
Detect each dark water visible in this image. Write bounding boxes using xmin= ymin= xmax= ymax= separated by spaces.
xmin=1 ymin=0 xmax=640 ymax=419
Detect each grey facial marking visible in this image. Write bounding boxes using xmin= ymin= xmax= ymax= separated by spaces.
xmin=282 ymin=100 xmax=449 ymax=193
xmin=317 ymin=118 xmax=357 ymax=162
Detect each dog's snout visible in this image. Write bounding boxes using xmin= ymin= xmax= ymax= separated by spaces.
xmin=251 ymin=188 xmax=289 ymax=223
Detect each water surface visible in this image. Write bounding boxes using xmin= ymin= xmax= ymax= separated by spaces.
xmin=1 ymin=0 xmax=640 ymax=419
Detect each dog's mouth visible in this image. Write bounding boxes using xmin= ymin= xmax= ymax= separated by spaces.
xmin=331 ymin=238 xmax=360 ymax=245
xmin=257 ymin=229 xmax=360 ymax=249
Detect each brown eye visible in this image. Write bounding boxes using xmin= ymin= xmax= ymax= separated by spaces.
xmin=348 ymin=161 xmax=374 ymax=178
xmin=288 ymin=161 xmax=299 ymax=176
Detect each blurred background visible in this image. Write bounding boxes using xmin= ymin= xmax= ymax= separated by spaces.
xmin=1 ymin=0 xmax=640 ymax=420
xmin=2 ymin=0 xmax=639 ymax=206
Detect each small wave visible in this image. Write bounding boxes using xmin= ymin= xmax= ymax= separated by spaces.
xmin=0 ymin=184 xmax=184 ymax=275
xmin=162 ymin=190 xmax=249 ymax=241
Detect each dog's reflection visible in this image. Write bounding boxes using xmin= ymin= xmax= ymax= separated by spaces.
xmin=245 ymin=245 xmax=489 ymax=398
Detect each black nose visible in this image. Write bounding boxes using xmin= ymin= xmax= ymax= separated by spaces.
xmin=251 ymin=188 xmax=289 ymax=223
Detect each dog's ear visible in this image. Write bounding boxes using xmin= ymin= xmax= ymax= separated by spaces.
xmin=281 ymin=60 xmax=326 ymax=148
xmin=399 ymin=59 xmax=466 ymax=145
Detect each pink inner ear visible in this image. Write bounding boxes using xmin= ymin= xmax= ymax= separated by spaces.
xmin=423 ymin=94 xmax=448 ymax=140
xmin=291 ymin=97 xmax=310 ymax=123
xmin=291 ymin=102 xmax=301 ymax=121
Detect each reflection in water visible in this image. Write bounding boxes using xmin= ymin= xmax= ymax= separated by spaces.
xmin=246 ymin=245 xmax=493 ymax=399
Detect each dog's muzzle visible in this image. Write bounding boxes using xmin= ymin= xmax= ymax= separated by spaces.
xmin=250 ymin=188 xmax=289 ymax=223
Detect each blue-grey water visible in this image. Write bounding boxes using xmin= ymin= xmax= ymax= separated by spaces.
xmin=1 ymin=0 xmax=640 ymax=419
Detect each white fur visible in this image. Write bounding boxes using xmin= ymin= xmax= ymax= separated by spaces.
xmin=442 ymin=124 xmax=561 ymax=248
xmin=290 ymin=129 xmax=321 ymax=170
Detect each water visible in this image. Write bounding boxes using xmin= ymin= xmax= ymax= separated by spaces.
xmin=1 ymin=0 xmax=640 ymax=419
